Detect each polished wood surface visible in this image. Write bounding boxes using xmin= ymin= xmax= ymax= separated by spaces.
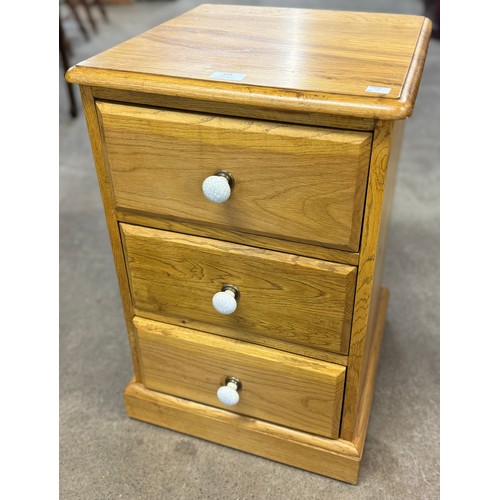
xmin=353 ymin=287 xmax=389 ymax=455
xmin=363 ymin=120 xmax=404 ymax=369
xmin=69 ymin=4 xmax=431 ymax=483
xmin=135 ymin=317 xmax=346 ymax=438
xmin=91 ymin=87 xmax=375 ymax=131
xmin=66 ymin=5 xmax=432 ymax=120
xmin=125 ymin=284 xmax=390 ymax=483
xmin=117 ymin=211 xmax=360 ymax=266
xmin=98 ymin=102 xmax=371 ymax=251
xmin=340 ymin=120 xmax=401 ymax=441
xmin=121 ymin=224 xmax=356 ymax=355
xmin=125 ymin=379 xmax=360 ymax=484
xmin=133 ymin=308 xmax=349 ymax=366
xmin=79 ymin=86 xmax=143 ymax=382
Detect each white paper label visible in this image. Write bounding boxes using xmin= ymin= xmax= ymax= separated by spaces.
xmin=210 ymin=71 xmax=247 ymax=81
xmin=365 ymin=86 xmax=391 ymax=94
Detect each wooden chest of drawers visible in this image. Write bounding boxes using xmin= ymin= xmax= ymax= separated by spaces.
xmin=67 ymin=4 xmax=431 ymax=484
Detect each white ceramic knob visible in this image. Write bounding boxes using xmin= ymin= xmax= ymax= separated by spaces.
xmin=212 ymin=285 xmax=239 ymax=315
xmin=202 ymin=171 xmax=233 ymax=203
xmin=217 ymin=378 xmax=241 ymax=406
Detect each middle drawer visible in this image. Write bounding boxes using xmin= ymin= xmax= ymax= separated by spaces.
xmin=121 ymin=223 xmax=356 ymax=355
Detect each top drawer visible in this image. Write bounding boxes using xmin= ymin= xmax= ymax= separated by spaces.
xmin=97 ymin=102 xmax=372 ymax=251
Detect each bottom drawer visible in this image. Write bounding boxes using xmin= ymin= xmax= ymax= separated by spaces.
xmin=134 ymin=316 xmax=346 ymax=438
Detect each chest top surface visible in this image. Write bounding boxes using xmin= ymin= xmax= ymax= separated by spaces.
xmin=66 ymin=4 xmax=431 ymax=119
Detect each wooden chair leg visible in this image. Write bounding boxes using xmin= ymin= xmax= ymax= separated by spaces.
xmin=66 ymin=0 xmax=90 ymax=41
xmin=63 ymin=33 xmax=73 ymax=57
xmin=81 ymin=0 xmax=98 ymax=33
xmin=93 ymin=0 xmax=109 ymax=23
xmin=60 ymin=18 xmax=78 ymax=118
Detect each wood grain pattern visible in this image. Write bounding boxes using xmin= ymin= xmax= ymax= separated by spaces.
xmin=78 ymin=86 xmax=143 ymax=382
xmin=125 ymin=379 xmax=360 ymax=483
xmin=134 ymin=308 xmax=349 ymax=366
xmin=97 ymin=102 xmax=371 ymax=251
xmin=361 ymin=120 xmax=404 ymax=378
xmin=398 ymin=18 xmax=433 ymax=120
xmin=123 ymin=286 xmax=389 ymax=481
xmin=353 ymin=287 xmax=389 ymax=455
xmin=68 ymin=4 xmax=432 ymax=482
xmin=135 ymin=317 xmax=346 ymax=438
xmin=66 ymin=5 xmax=432 ymax=119
xmin=121 ymin=224 xmax=356 ymax=355
xmin=340 ymin=120 xmax=401 ymax=441
xmin=91 ymin=87 xmax=375 ymax=131
xmin=117 ymin=210 xmax=360 ymax=266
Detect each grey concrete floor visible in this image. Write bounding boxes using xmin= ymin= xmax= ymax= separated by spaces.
xmin=60 ymin=1 xmax=439 ymax=498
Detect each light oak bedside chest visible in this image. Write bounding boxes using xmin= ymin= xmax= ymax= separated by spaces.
xmin=66 ymin=4 xmax=431 ymax=484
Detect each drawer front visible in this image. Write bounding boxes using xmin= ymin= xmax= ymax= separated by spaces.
xmin=98 ymin=102 xmax=371 ymax=251
xmin=134 ymin=317 xmax=346 ymax=438
xmin=121 ymin=224 xmax=356 ymax=355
